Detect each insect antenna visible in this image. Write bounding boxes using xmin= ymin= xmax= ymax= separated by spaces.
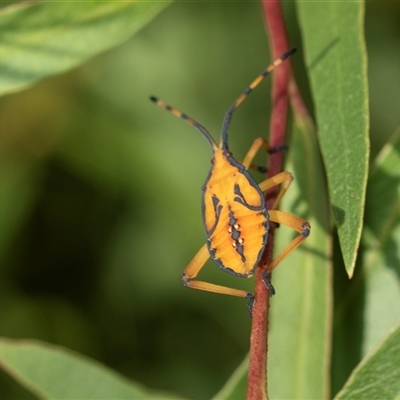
xmin=220 ymin=47 xmax=297 ymax=151
xmin=150 ymin=96 xmax=218 ymax=151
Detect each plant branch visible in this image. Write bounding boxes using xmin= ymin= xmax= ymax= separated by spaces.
xmin=246 ymin=1 xmax=292 ymax=399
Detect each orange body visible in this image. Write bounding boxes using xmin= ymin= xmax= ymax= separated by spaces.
xmin=203 ymin=149 xmax=268 ymax=277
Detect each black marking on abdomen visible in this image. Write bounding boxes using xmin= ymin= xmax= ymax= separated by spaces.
xmin=228 ymin=207 xmax=246 ymax=262
xmin=228 ymin=210 xmax=237 ymax=226
xmin=206 ymin=195 xmax=223 ymax=236
xmin=231 ymin=230 xmax=240 ymax=240
xmin=236 ymin=243 xmax=245 ymax=261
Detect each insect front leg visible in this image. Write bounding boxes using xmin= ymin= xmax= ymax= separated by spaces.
xmin=182 ymin=244 xmax=254 ymax=314
xmin=241 ymin=137 xmax=287 ymax=172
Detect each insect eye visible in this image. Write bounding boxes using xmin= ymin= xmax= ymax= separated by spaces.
xmin=210 ymin=158 xmax=215 ymax=165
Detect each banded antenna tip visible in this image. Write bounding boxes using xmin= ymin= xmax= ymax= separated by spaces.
xmin=150 ymin=96 xmax=158 ymax=103
xmin=281 ymin=47 xmax=297 ymax=61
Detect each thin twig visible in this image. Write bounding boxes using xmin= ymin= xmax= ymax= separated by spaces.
xmin=246 ymin=1 xmax=292 ymax=399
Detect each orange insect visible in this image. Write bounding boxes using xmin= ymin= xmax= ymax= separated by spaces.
xmin=150 ymin=48 xmax=310 ymax=313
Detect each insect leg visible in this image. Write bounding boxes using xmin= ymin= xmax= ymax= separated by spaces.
xmin=241 ymin=137 xmax=272 ymax=169
xmin=182 ymin=244 xmax=253 ymax=308
xmin=262 ymin=271 xmax=276 ymax=295
xmin=258 ymin=171 xmax=294 ymax=210
xmin=265 ymin=210 xmax=310 ymax=272
xmin=241 ymin=137 xmax=287 ymax=173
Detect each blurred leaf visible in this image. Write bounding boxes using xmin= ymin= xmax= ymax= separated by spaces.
xmin=334 ymin=322 xmax=400 ymax=399
xmin=0 ymin=338 xmax=183 ymax=399
xmin=211 ymin=356 xmax=248 ymax=400
xmin=0 ymin=1 xmax=169 ymax=96
xmin=0 ymin=160 xmax=43 ymax=261
xmin=268 ymin=103 xmax=332 ymax=398
xmin=362 ymin=128 xmax=400 ymax=355
xmin=296 ymin=1 xmax=369 ymax=277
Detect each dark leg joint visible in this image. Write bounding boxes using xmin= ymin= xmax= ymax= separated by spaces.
xmin=181 ymin=272 xmax=190 ymax=287
xmin=302 ymin=222 xmax=311 ymax=238
xmin=268 ymin=144 xmax=288 ymax=154
xmin=262 ymin=271 xmax=276 ymax=296
xmin=246 ymin=293 xmax=255 ymax=318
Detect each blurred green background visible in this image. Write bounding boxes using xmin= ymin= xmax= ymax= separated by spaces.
xmin=0 ymin=2 xmax=399 ymax=399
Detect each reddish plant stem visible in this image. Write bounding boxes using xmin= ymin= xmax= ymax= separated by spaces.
xmin=263 ymin=0 xmax=291 ymax=188
xmin=246 ymin=1 xmax=292 ymax=399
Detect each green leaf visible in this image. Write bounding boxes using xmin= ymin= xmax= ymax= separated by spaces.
xmin=296 ymin=1 xmax=369 ymax=276
xmin=268 ymin=108 xmax=332 ymax=398
xmin=211 ymin=356 xmax=248 ymax=400
xmin=362 ymin=128 xmax=400 ymax=355
xmin=0 ymin=338 xmax=183 ymax=399
xmin=334 ymin=322 xmax=400 ymax=399
xmin=0 ymin=1 xmax=169 ymax=96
